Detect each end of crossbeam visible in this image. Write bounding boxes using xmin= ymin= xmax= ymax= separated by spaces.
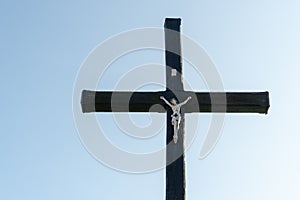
xmin=81 ymin=90 xmax=96 ymax=113
xmin=264 ymin=91 xmax=270 ymax=114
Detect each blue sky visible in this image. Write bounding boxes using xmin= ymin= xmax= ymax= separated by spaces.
xmin=1 ymin=0 xmax=300 ymax=199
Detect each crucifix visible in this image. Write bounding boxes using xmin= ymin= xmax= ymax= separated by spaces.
xmin=81 ymin=18 xmax=270 ymax=200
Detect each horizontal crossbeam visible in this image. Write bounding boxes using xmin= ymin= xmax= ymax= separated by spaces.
xmin=81 ymin=90 xmax=269 ymax=114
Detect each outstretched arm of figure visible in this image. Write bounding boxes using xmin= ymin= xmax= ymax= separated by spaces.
xmin=160 ymin=96 xmax=173 ymax=107
xmin=178 ymin=96 xmax=192 ymax=106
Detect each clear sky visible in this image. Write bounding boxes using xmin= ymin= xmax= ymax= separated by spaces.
xmin=1 ymin=0 xmax=300 ymax=199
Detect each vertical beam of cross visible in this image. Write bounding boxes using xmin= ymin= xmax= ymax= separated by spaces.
xmin=165 ymin=18 xmax=185 ymax=200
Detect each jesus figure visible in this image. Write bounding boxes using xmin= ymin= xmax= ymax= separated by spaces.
xmin=160 ymin=96 xmax=192 ymax=143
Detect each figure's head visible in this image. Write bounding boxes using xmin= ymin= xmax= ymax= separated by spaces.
xmin=170 ymin=98 xmax=177 ymax=105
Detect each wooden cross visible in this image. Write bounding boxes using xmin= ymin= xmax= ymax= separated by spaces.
xmin=81 ymin=18 xmax=270 ymax=200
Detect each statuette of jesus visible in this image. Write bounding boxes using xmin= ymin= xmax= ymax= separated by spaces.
xmin=160 ymin=96 xmax=192 ymax=144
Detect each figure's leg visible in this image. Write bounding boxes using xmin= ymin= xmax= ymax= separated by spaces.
xmin=171 ymin=116 xmax=176 ymax=125
xmin=173 ymin=124 xmax=178 ymax=144
xmin=177 ymin=115 xmax=181 ymax=130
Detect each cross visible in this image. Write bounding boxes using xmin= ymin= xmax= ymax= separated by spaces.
xmin=80 ymin=18 xmax=270 ymax=200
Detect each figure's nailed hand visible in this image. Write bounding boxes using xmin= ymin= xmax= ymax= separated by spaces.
xmin=160 ymin=96 xmax=164 ymax=99
xmin=188 ymin=96 xmax=192 ymax=100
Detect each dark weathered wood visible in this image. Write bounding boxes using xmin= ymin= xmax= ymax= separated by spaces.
xmin=165 ymin=18 xmax=183 ymax=92
xmin=81 ymin=90 xmax=270 ymax=114
xmin=165 ymin=18 xmax=185 ymax=200
xmin=80 ymin=18 xmax=270 ymax=200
